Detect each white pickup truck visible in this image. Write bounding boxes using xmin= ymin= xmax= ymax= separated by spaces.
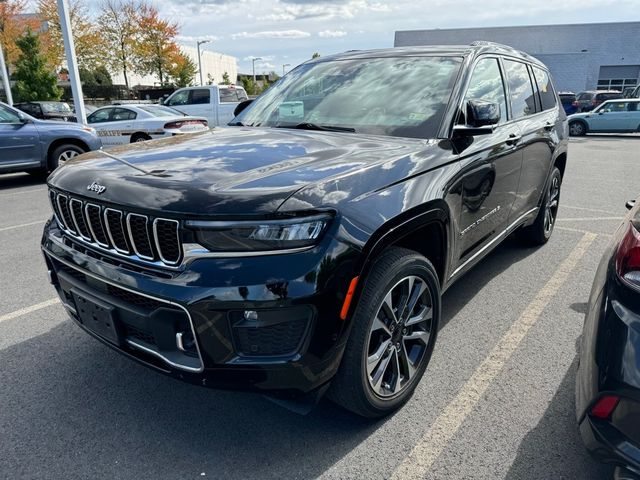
xmin=163 ymin=85 xmax=249 ymax=127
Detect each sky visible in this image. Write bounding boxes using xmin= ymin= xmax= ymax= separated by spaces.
xmin=82 ymin=0 xmax=640 ymax=76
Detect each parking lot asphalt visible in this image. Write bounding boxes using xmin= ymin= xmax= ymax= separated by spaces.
xmin=0 ymin=134 xmax=638 ymax=480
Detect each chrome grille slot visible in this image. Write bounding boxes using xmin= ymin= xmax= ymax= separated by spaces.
xmin=70 ymin=198 xmax=92 ymax=241
xmin=47 ymin=189 xmax=183 ymax=269
xmin=127 ymin=213 xmax=154 ymax=260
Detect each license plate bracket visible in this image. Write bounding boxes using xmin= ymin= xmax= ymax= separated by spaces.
xmin=71 ymin=289 xmax=120 ymax=346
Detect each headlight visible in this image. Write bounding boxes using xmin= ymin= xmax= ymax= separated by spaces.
xmin=185 ymin=214 xmax=331 ymax=253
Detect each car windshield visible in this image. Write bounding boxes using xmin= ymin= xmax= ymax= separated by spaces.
xmin=235 ymin=56 xmax=463 ymax=139
xmin=41 ymin=102 xmax=72 ymax=114
xmin=139 ymin=105 xmax=186 ymax=117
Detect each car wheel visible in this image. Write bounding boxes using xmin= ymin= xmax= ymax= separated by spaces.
xmin=50 ymin=144 xmax=85 ymax=170
xmin=569 ymin=121 xmax=586 ymax=136
xmin=131 ymin=133 xmax=151 ymax=143
xmin=328 ymin=247 xmax=440 ymax=418
xmin=518 ymin=167 xmax=562 ymax=245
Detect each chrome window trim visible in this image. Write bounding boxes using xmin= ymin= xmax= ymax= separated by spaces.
xmin=69 ymin=198 xmax=92 ymax=242
xmin=43 ymin=248 xmax=204 ymax=373
xmin=104 ymin=208 xmax=130 ymax=254
xmin=85 ymin=203 xmax=110 ymax=248
xmin=182 ymin=242 xmax=315 ymax=259
xmin=153 ymin=218 xmax=181 ymax=265
xmin=126 ymin=213 xmax=155 ymax=261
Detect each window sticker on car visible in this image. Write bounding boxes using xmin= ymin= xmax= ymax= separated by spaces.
xmin=408 ymin=113 xmax=428 ymax=121
xmin=279 ymin=101 xmax=304 ymax=119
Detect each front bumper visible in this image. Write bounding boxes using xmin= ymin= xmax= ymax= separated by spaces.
xmin=42 ymin=218 xmax=359 ymax=394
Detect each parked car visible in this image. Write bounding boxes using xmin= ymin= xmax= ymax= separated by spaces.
xmin=631 ymin=85 xmax=640 ymax=99
xmin=86 ymin=104 xmax=208 ymax=146
xmin=14 ymin=101 xmax=77 ymax=122
xmin=162 ymin=84 xmax=248 ymax=127
xmin=623 ymin=87 xmax=637 ymax=98
xmin=567 ymin=99 xmax=640 ymax=136
xmin=0 ymin=101 xmax=101 ymax=175
xmin=41 ymin=42 xmax=568 ymax=417
xmin=559 ymin=92 xmax=580 ymax=115
xmin=576 ymin=196 xmax=640 ymax=479
xmin=575 ymin=90 xmax=623 ymax=112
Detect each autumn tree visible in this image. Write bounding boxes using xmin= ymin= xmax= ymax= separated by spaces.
xmin=0 ymin=0 xmax=40 ymax=67
xmin=136 ymin=3 xmax=179 ymax=86
xmin=97 ymin=0 xmax=140 ymax=90
xmin=38 ymin=0 xmax=104 ymax=70
xmin=13 ymin=29 xmax=61 ymax=101
xmin=169 ymin=50 xmax=196 ymax=87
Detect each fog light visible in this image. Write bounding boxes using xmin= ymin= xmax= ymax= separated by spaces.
xmin=591 ymin=395 xmax=620 ymax=419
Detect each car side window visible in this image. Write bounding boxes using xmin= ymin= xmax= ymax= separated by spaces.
xmin=0 ymin=105 xmax=21 ymax=123
xmin=503 ymin=59 xmax=536 ymax=119
xmin=112 ymin=108 xmax=137 ymax=121
xmin=462 ymin=57 xmax=507 ymax=124
xmin=87 ymin=108 xmax=113 ymax=124
xmin=166 ymin=90 xmax=189 ymax=106
xmin=191 ymin=89 xmax=210 ymax=105
xmin=628 ymin=102 xmax=639 ymax=112
xmin=532 ymin=67 xmax=557 ymax=111
xmin=219 ymin=89 xmax=238 ymax=103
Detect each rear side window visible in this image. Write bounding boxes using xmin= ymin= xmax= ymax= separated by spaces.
xmin=559 ymin=94 xmax=575 ymax=105
xmin=112 ymin=108 xmax=136 ymax=121
xmin=191 ymin=89 xmax=210 ymax=105
xmin=219 ymin=89 xmax=238 ymax=103
xmin=577 ymin=92 xmax=594 ymax=101
xmin=596 ymin=93 xmax=622 ymax=102
xmin=503 ymin=59 xmax=536 ymax=119
xmin=463 ymin=57 xmax=507 ymax=124
xmin=532 ymin=67 xmax=557 ymax=111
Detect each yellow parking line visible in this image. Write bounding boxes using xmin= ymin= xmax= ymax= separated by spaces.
xmin=0 ymin=220 xmax=46 ymax=233
xmin=391 ymin=232 xmax=597 ymax=479
xmin=556 ymin=225 xmax=611 ymax=237
xmin=0 ymin=298 xmax=60 ymax=324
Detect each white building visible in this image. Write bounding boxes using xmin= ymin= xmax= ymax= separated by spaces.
xmin=110 ymin=46 xmax=237 ymax=87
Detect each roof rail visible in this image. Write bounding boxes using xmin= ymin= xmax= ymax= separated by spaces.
xmin=470 ymin=40 xmax=516 ymax=50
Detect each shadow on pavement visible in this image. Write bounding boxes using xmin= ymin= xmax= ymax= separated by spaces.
xmin=0 ymin=172 xmax=46 ymax=192
xmin=505 ymin=357 xmax=613 ymax=480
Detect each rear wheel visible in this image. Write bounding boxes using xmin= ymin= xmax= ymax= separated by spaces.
xmin=328 ymin=247 xmax=440 ymax=418
xmin=569 ymin=121 xmax=586 ymax=136
xmin=518 ymin=167 xmax=562 ymax=245
xmin=131 ymin=132 xmax=151 ymax=143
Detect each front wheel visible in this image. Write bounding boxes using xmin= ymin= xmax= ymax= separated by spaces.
xmin=328 ymin=247 xmax=440 ymax=418
xmin=518 ymin=167 xmax=562 ymax=245
xmin=49 ymin=144 xmax=85 ymax=171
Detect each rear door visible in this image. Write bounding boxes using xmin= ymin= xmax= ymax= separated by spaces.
xmin=0 ymin=104 xmax=41 ymax=168
xmin=588 ymin=101 xmax=636 ymax=132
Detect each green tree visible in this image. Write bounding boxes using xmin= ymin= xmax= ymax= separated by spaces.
xmin=242 ymin=76 xmax=257 ymax=95
xmin=311 ymin=52 xmax=320 ymax=59
xmin=221 ymin=71 xmax=231 ymax=85
xmin=12 ymin=30 xmax=61 ymax=101
xmin=169 ymin=50 xmax=196 ymax=87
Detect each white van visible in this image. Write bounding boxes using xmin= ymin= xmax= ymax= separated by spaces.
xmin=163 ymin=85 xmax=249 ymax=127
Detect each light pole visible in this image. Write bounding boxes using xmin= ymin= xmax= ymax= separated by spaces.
xmin=282 ymin=63 xmax=290 ymax=76
xmin=0 ymin=0 xmax=13 ymax=105
xmin=57 ymin=0 xmax=86 ymax=124
xmin=197 ymin=39 xmax=210 ymax=86
xmin=252 ymin=57 xmax=262 ymax=83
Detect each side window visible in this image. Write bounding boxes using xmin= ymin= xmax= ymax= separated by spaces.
xmin=532 ymin=67 xmax=557 ymax=111
xmin=191 ymin=89 xmax=210 ymax=105
xmin=87 ymin=108 xmax=113 ymax=124
xmin=601 ymin=102 xmax=627 ymax=112
xmin=166 ymin=90 xmax=189 ymax=106
xmin=0 ymin=105 xmax=21 ymax=123
xmin=504 ymin=59 xmax=536 ymax=119
xmin=112 ymin=108 xmax=137 ymax=121
xmin=628 ymin=102 xmax=638 ymax=112
xmin=462 ymin=57 xmax=507 ymax=124
xmin=219 ymin=89 xmax=238 ymax=103
xmin=237 ymin=89 xmax=248 ymax=102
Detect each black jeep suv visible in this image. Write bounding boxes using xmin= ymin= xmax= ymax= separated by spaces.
xmin=42 ymin=42 xmax=568 ymax=417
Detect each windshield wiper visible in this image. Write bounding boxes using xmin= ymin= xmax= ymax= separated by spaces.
xmin=279 ymin=122 xmax=355 ymax=133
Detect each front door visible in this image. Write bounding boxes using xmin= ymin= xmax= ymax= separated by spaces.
xmin=0 ymin=104 xmax=41 ymax=167
xmin=589 ymin=101 xmax=637 ymax=132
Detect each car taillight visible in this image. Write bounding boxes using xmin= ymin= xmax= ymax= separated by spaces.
xmin=615 ymin=221 xmax=640 ymax=287
xmin=164 ymin=120 xmax=207 ymax=129
xmin=591 ymin=395 xmax=620 ymax=419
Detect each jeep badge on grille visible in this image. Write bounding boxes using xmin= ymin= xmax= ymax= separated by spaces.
xmin=87 ymin=182 xmax=106 ymax=194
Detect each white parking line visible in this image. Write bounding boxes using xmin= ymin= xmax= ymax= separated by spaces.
xmin=0 ymin=298 xmax=60 ymax=325
xmin=0 ymin=220 xmax=46 ymax=233
xmin=557 ymin=216 xmax=623 ymax=222
xmin=391 ymin=232 xmax=597 ymax=480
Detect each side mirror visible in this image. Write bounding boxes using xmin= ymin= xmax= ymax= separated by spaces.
xmin=17 ymin=113 xmax=29 ymax=124
xmin=598 ymin=111 xmax=605 ymax=115
xmin=234 ymin=99 xmax=253 ymax=117
xmin=626 ymin=199 xmax=636 ymax=210
xmin=453 ymin=99 xmax=499 ymax=136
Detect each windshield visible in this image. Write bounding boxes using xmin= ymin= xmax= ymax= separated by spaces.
xmin=140 ymin=105 xmax=186 ymax=117
xmin=235 ymin=56 xmax=462 ymax=139
xmin=41 ymin=102 xmax=72 ymax=114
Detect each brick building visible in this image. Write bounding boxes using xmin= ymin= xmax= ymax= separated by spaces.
xmin=394 ymin=22 xmax=640 ymax=94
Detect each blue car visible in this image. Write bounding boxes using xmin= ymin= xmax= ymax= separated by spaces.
xmin=568 ymin=99 xmax=640 ymax=136
xmin=559 ymin=92 xmax=579 ymax=115
xmin=0 ymin=101 xmax=102 ymax=175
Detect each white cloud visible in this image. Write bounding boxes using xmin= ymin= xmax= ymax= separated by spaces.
xmin=318 ymin=30 xmax=347 ymax=38
xmin=243 ymin=55 xmax=276 ymax=61
xmin=231 ymin=30 xmax=312 ymax=40
xmin=176 ymin=34 xmax=221 ymax=43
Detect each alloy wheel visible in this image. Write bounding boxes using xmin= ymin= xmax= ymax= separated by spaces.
xmin=58 ymin=150 xmax=79 ymax=163
xmin=569 ymin=122 xmax=584 ymax=136
xmin=366 ymin=275 xmax=433 ymax=398
xmin=544 ymin=175 xmax=560 ymax=236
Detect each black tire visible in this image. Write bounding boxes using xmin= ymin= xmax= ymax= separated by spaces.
xmin=518 ymin=167 xmax=562 ymax=246
xmin=131 ymin=132 xmax=151 ymax=143
xmin=49 ymin=144 xmax=85 ymax=171
xmin=569 ymin=121 xmax=586 ymax=136
xmin=328 ymin=247 xmax=440 ymax=418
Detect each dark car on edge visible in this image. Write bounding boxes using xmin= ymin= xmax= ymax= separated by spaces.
xmin=0 ymin=101 xmax=102 ymax=175
xmin=577 ymin=197 xmax=640 ymax=479
xmin=559 ymin=91 xmax=580 ymax=115
xmin=41 ymin=42 xmax=568 ymax=417
xmin=14 ymin=101 xmax=77 ymax=122
xmin=576 ymin=90 xmax=624 ymax=112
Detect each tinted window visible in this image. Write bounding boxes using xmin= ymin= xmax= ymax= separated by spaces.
xmin=0 ymin=105 xmax=20 ymax=123
xmin=463 ymin=57 xmax=507 ymax=124
xmin=191 ymin=89 xmax=210 ymax=105
xmin=87 ymin=108 xmax=113 ymax=123
xmin=533 ymin=67 xmax=557 ymax=111
xmin=596 ymin=93 xmax=623 ymax=102
xmin=166 ymin=90 xmax=189 ymax=106
xmin=112 ymin=108 xmax=136 ymax=121
xmin=577 ymin=92 xmax=594 ymax=101
xmin=219 ymin=89 xmax=238 ymax=103
xmin=559 ymin=94 xmax=575 ymax=105
xmin=503 ymin=60 xmax=536 ymax=119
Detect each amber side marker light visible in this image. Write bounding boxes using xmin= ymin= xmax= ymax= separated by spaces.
xmin=340 ymin=276 xmax=359 ymax=320
xmin=591 ymin=395 xmax=620 ymax=420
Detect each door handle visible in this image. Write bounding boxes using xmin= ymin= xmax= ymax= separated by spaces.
xmin=505 ymin=133 xmax=521 ymax=145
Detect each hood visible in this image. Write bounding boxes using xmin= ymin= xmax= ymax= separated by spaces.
xmin=48 ymin=127 xmax=427 ymax=217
